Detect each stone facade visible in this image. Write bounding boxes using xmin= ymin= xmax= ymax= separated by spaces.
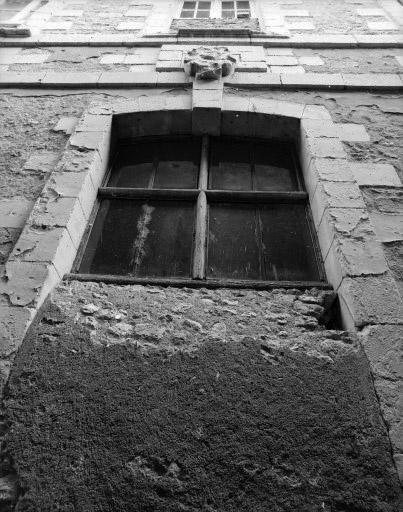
xmin=0 ymin=0 xmax=402 ymax=510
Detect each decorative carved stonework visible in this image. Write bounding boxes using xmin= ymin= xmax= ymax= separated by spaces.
xmin=184 ymin=47 xmax=237 ymax=80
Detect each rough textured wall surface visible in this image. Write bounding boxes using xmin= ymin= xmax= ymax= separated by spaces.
xmin=2 ymin=280 xmax=402 ymax=512
xmin=1 ymin=88 xmax=401 ymax=292
xmin=3 ymin=48 xmax=402 ymax=74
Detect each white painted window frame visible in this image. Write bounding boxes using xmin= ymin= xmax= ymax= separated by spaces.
xmin=176 ymin=0 xmax=256 ymax=19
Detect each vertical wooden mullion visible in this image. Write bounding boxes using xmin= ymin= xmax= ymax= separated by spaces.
xmin=192 ymin=135 xmax=209 ymax=279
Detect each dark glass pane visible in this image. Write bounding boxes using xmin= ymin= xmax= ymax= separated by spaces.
xmin=80 ymin=200 xmax=194 ymax=278
xmin=108 ymin=143 xmax=154 ymax=188
xmin=253 ymin=142 xmax=298 ymax=191
xmin=109 ymin=139 xmax=200 ymax=190
xmin=209 ymin=139 xmax=252 ymax=190
xmin=222 ymin=10 xmax=235 ymax=17
xmin=208 ymin=204 xmax=260 ymax=280
xmin=259 ymin=204 xmax=321 ymax=281
xmin=196 ymin=9 xmax=210 ymax=17
xmin=207 ymin=203 xmax=321 ymax=282
xmin=154 ymin=140 xmax=199 ymax=189
xmin=181 ymin=10 xmax=194 ymax=17
xmin=198 ymin=1 xmax=211 ymax=8
xmin=237 ymin=1 xmax=250 ymax=8
xmin=183 ymin=1 xmax=196 ymax=8
xmin=222 ymin=1 xmax=234 ymax=7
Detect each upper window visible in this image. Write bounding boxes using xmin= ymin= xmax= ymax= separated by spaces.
xmin=77 ymin=136 xmax=324 ymax=285
xmin=180 ymin=1 xmax=212 ymax=18
xmin=221 ymin=1 xmax=251 ymax=18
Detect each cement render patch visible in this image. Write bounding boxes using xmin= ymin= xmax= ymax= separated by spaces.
xmin=2 ymin=281 xmax=402 ymax=511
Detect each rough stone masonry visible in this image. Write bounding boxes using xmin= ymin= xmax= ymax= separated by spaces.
xmin=0 ymin=0 xmax=403 ymax=511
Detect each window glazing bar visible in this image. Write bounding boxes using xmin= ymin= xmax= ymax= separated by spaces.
xmin=98 ymin=188 xmax=199 ymax=200
xmin=206 ymin=190 xmax=308 ymax=203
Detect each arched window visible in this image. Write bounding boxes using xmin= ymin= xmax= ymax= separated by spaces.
xmin=76 ymin=135 xmax=324 ymax=287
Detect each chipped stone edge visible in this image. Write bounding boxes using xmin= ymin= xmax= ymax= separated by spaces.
xmin=0 ymin=93 xmax=402 ymax=482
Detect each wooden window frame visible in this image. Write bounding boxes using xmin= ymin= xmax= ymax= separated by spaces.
xmin=179 ymin=1 xmax=213 ymax=19
xmin=177 ymin=0 xmax=255 ymax=19
xmin=221 ymin=0 xmax=252 ymax=19
xmin=73 ymin=135 xmax=328 ymax=290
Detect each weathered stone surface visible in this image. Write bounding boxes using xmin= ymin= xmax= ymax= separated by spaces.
xmin=369 ymin=212 xmax=403 ymax=243
xmin=184 ymin=47 xmax=237 ymax=80
xmin=2 ymin=280 xmax=401 ymax=511
xmin=350 ymin=162 xmax=401 ymax=187
xmin=339 ymin=274 xmax=403 ymax=328
xmin=358 ymin=325 xmax=403 ymax=480
xmin=0 ymin=305 xmax=35 ymax=357
xmin=171 ymin=17 xmax=261 ymax=35
xmin=0 ymin=199 xmax=34 ymax=229
xmin=0 ymin=261 xmax=59 ymax=308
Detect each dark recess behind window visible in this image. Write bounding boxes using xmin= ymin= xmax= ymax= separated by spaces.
xmin=77 ymin=136 xmax=324 ymax=285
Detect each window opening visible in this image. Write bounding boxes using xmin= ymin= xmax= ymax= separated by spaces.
xmin=76 ymin=136 xmax=325 ymax=287
xmin=221 ymin=1 xmax=251 ymax=19
xmin=180 ymin=1 xmax=212 ymax=19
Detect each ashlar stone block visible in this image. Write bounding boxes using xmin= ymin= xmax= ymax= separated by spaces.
xmin=53 ymin=117 xmax=78 ymax=135
xmin=45 ymin=170 xmax=97 ymax=220
xmin=266 ymin=56 xmax=299 ymax=66
xmin=324 ymin=232 xmax=388 ymax=288
xmin=300 ymin=136 xmax=347 ymax=174
xmin=99 ymin=54 xmax=125 ymax=65
xmin=192 ymin=86 xmax=223 ymax=136
xmin=0 ymin=261 xmax=59 ymax=308
xmin=370 ymin=212 xmax=403 ymax=243
xmin=298 ymin=55 xmax=324 ymax=66
xmin=337 ymin=123 xmax=370 ymax=142
xmin=13 ymin=52 xmax=49 ymax=64
xmin=69 ymin=130 xmax=108 ymax=152
xmin=338 ymin=274 xmax=403 ymax=328
xmin=302 ymin=105 xmax=332 ymax=120
xmin=304 ymin=158 xmax=354 ymax=198
xmin=10 ymin=226 xmax=76 ymax=278
xmin=24 ymin=151 xmax=59 ymax=173
xmin=350 ymin=162 xmax=401 ymax=187
xmin=0 ymin=199 xmax=35 ymax=229
xmin=0 ymin=305 xmax=35 ymax=357
xmin=75 ymin=113 xmax=112 ymax=133
xmin=272 ymin=65 xmax=305 ymax=74
xmin=310 ymin=181 xmax=365 ymax=227
xmin=367 ymin=21 xmax=398 ymax=31
xmin=301 ymin=119 xmax=338 ymax=138
xmin=31 ymin=197 xmax=87 ymax=248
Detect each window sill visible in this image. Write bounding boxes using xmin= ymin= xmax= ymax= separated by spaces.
xmin=171 ymin=17 xmax=262 ymax=36
xmin=66 ymin=273 xmax=331 ymax=291
xmin=0 ymin=23 xmax=31 ymax=37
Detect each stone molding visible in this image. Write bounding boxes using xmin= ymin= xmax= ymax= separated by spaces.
xmin=0 ymin=71 xmax=402 ymax=91
xmin=1 ymin=34 xmax=403 ymax=48
xmin=0 ymin=91 xmax=402 ymax=481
